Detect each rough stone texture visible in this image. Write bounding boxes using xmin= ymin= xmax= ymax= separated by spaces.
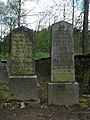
xmin=48 ymin=82 xmax=79 ymax=105
xmin=9 ymin=76 xmax=37 ymax=100
xmin=9 ymin=26 xmax=37 ymax=101
xmin=10 ymin=26 xmax=35 ymax=76
xmin=48 ymin=21 xmax=79 ymax=105
xmin=0 ymin=60 xmax=8 ymax=83
xmin=51 ymin=21 xmax=75 ymax=82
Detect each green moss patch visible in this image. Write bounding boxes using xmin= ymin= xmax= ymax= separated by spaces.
xmin=76 ymin=98 xmax=90 ymax=109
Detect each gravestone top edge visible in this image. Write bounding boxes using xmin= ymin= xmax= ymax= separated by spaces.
xmin=52 ymin=21 xmax=73 ymax=32
xmin=52 ymin=21 xmax=72 ymax=26
xmin=11 ymin=26 xmax=33 ymax=33
xmin=11 ymin=26 xmax=34 ymax=35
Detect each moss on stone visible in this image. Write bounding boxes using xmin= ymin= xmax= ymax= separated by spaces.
xmin=52 ymin=69 xmax=75 ymax=82
xmin=10 ymin=30 xmax=35 ymax=75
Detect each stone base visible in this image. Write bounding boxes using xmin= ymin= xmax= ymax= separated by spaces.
xmin=9 ymin=75 xmax=37 ymax=101
xmin=48 ymin=82 xmax=79 ymax=105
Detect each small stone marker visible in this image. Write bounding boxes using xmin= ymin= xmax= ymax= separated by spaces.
xmin=0 ymin=60 xmax=8 ymax=83
xmin=48 ymin=21 xmax=79 ymax=105
xmin=9 ymin=26 xmax=37 ymax=101
xmin=20 ymin=102 xmax=25 ymax=109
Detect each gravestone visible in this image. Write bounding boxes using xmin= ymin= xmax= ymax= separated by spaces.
xmin=48 ymin=21 xmax=79 ymax=105
xmin=9 ymin=26 xmax=37 ymax=100
xmin=0 ymin=60 xmax=8 ymax=83
xmin=9 ymin=26 xmax=35 ymax=76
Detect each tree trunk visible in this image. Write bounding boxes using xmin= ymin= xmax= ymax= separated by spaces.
xmin=18 ymin=0 xmax=21 ymax=27
xmin=72 ymin=0 xmax=74 ymax=26
xmin=82 ymin=0 xmax=89 ymax=54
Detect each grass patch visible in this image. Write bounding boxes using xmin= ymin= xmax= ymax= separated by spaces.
xmin=0 ymin=84 xmax=9 ymax=101
xmin=0 ymin=91 xmax=9 ymax=101
xmin=0 ymin=84 xmax=10 ymax=108
xmin=76 ymin=98 xmax=90 ymax=109
xmin=35 ymin=52 xmax=50 ymax=60
xmin=0 ymin=83 xmax=9 ymax=91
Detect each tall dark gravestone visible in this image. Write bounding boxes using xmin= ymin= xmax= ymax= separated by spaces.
xmin=9 ymin=26 xmax=37 ymax=100
xmin=48 ymin=21 xmax=79 ymax=105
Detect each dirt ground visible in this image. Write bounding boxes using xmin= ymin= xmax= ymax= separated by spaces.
xmin=0 ymin=58 xmax=90 ymax=120
xmin=0 ymin=103 xmax=90 ymax=120
xmin=0 ymin=75 xmax=90 ymax=120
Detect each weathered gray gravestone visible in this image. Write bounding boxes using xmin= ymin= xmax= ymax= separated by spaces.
xmin=0 ymin=60 xmax=8 ymax=83
xmin=9 ymin=26 xmax=37 ymax=100
xmin=48 ymin=21 xmax=79 ymax=105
